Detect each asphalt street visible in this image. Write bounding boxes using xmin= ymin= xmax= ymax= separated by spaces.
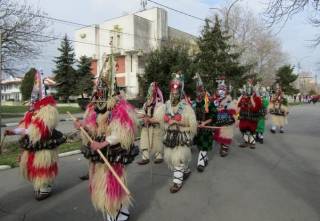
xmin=0 ymin=104 xmax=319 ymax=221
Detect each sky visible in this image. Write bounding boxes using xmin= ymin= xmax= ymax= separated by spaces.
xmin=23 ymin=0 xmax=320 ymax=81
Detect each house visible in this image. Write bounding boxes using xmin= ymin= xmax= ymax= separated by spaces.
xmin=74 ymin=7 xmax=197 ymax=98
xmin=0 ymin=75 xmax=23 ymax=102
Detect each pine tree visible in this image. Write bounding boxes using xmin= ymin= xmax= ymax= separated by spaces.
xmin=76 ymin=56 xmax=94 ymax=98
xmin=53 ymin=34 xmax=77 ymax=102
xmin=142 ymin=43 xmax=196 ymax=100
xmin=20 ymin=68 xmax=36 ymax=101
xmin=275 ymin=65 xmax=299 ymax=95
xmin=197 ymin=15 xmax=249 ymax=94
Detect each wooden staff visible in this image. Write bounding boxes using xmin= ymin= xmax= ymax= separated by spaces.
xmin=198 ymin=125 xmax=226 ymax=129
xmin=67 ymin=112 xmax=130 ymax=195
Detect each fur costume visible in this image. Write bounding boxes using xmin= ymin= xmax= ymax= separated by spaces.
xmin=269 ymin=87 xmax=288 ymax=132
xmin=79 ymin=45 xmax=138 ymax=220
xmin=213 ymin=95 xmax=236 ymax=146
xmin=238 ymin=80 xmax=262 ymax=147
xmin=154 ymin=73 xmax=197 ymax=193
xmin=18 ymin=96 xmax=65 ymax=196
xmin=155 ymin=100 xmax=197 ymax=169
xmin=139 ymin=82 xmax=164 ymax=162
xmin=81 ymin=98 xmax=137 ymax=218
xmin=7 ymin=69 xmax=65 ymax=200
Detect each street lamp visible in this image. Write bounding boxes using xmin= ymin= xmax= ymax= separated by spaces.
xmin=210 ymin=0 xmax=242 ymax=31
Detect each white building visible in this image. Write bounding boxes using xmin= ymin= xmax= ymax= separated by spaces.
xmin=74 ymin=7 xmax=197 ymax=98
xmin=294 ymin=71 xmax=318 ymax=94
xmin=0 ymin=76 xmax=22 ymax=102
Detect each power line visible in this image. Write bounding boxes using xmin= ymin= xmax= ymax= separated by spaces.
xmin=14 ymin=11 xmax=163 ymax=42
xmin=2 ymin=28 xmax=134 ymax=51
xmin=146 ymin=0 xmax=209 ymax=23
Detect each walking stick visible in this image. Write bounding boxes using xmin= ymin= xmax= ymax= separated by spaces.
xmin=67 ymin=112 xmax=130 ymax=195
xmin=146 ymin=123 xmax=153 ymax=184
xmin=198 ymin=125 xmax=226 ymax=129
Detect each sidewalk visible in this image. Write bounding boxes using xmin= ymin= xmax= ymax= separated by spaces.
xmin=1 ymin=113 xmax=84 ymax=127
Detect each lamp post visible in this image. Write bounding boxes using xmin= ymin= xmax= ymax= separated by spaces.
xmin=210 ymin=0 xmax=242 ymax=31
xmin=0 ymin=29 xmax=2 ymax=154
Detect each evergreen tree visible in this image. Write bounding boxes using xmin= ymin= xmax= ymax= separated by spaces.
xmin=197 ymin=16 xmax=250 ymax=94
xmin=20 ymin=68 xmax=36 ymax=101
xmin=275 ymin=65 xmax=299 ymax=95
xmin=142 ymin=43 xmax=196 ymax=100
xmin=53 ymin=34 xmax=77 ymax=102
xmin=76 ymin=56 xmax=94 ymax=98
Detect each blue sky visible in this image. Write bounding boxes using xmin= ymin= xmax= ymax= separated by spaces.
xmin=24 ymin=0 xmax=319 ymax=80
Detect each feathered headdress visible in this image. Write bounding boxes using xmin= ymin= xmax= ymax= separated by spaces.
xmin=194 ymin=73 xmax=210 ymax=113
xmin=242 ymin=78 xmax=254 ymax=96
xmin=91 ymin=38 xmax=118 ymax=112
xmin=170 ymin=72 xmax=184 ymax=98
xmin=146 ymin=82 xmax=164 ymax=106
xmin=30 ymin=69 xmax=46 ymax=104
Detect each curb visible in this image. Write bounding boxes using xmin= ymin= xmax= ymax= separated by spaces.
xmin=1 ymin=117 xmax=83 ymax=128
xmin=0 ymin=149 xmax=82 ymax=171
xmin=58 ymin=150 xmax=81 ymax=157
xmin=0 ymin=165 xmax=11 ymax=170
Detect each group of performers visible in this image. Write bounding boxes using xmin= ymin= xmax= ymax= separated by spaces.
xmin=4 ymin=68 xmax=290 ymax=221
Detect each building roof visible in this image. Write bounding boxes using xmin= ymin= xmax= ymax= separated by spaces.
xmin=0 ymin=76 xmax=23 ymax=85
xmin=75 ymin=7 xmax=197 ymax=39
xmin=43 ymin=77 xmax=57 ymax=86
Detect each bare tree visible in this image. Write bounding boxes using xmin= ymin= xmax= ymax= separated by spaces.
xmin=0 ymin=0 xmax=51 ymax=75
xmin=214 ymin=4 xmax=288 ymax=86
xmin=265 ymin=0 xmax=320 ymax=45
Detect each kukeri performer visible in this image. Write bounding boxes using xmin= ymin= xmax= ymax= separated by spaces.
xmin=153 ymin=73 xmax=197 ymax=193
xmin=4 ymin=69 xmax=66 ymax=200
xmin=255 ymin=86 xmax=270 ymax=143
xmin=212 ymin=77 xmax=236 ymax=157
xmin=137 ymin=82 xmax=164 ymax=165
xmin=73 ymin=68 xmax=138 ymax=221
xmin=237 ymin=80 xmax=262 ymax=149
xmin=193 ymin=73 xmax=217 ymax=172
xmin=269 ymin=84 xmax=289 ymax=133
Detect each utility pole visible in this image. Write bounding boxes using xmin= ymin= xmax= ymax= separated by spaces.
xmin=0 ymin=29 xmax=3 ymax=154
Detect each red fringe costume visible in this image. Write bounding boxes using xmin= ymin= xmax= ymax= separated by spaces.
xmin=80 ymin=98 xmax=137 ymax=220
xmin=238 ymin=94 xmax=262 ymax=147
xmin=17 ymin=96 xmax=65 ymax=199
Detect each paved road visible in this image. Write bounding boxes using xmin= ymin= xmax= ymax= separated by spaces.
xmin=0 ymin=104 xmax=319 ymax=221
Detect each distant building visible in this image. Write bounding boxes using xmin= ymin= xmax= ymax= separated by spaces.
xmin=0 ymin=76 xmax=22 ymax=102
xmin=294 ymin=71 xmax=318 ymax=94
xmin=74 ymin=7 xmax=197 ymax=98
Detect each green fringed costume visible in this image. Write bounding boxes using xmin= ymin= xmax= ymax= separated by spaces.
xmin=194 ymin=99 xmax=217 ymax=151
xmin=256 ymin=96 xmax=269 ymax=134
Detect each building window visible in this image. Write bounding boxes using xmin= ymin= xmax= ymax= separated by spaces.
xmin=117 ymin=34 xmax=120 ymax=49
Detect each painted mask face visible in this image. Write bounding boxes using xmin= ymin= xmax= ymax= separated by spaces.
xmin=196 ymin=86 xmax=205 ymax=102
xmin=218 ymin=89 xmax=225 ymax=98
xmin=170 ymin=80 xmax=182 ymax=106
xmin=93 ymin=84 xmax=108 ymax=113
xmin=146 ymin=83 xmax=157 ymax=105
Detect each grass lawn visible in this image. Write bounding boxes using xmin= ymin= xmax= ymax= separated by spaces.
xmin=0 ymin=105 xmax=83 ymax=117
xmin=0 ymin=141 xmax=81 ymax=168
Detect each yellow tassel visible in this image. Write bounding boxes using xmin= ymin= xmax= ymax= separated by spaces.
xmin=204 ymin=92 xmax=210 ymax=113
